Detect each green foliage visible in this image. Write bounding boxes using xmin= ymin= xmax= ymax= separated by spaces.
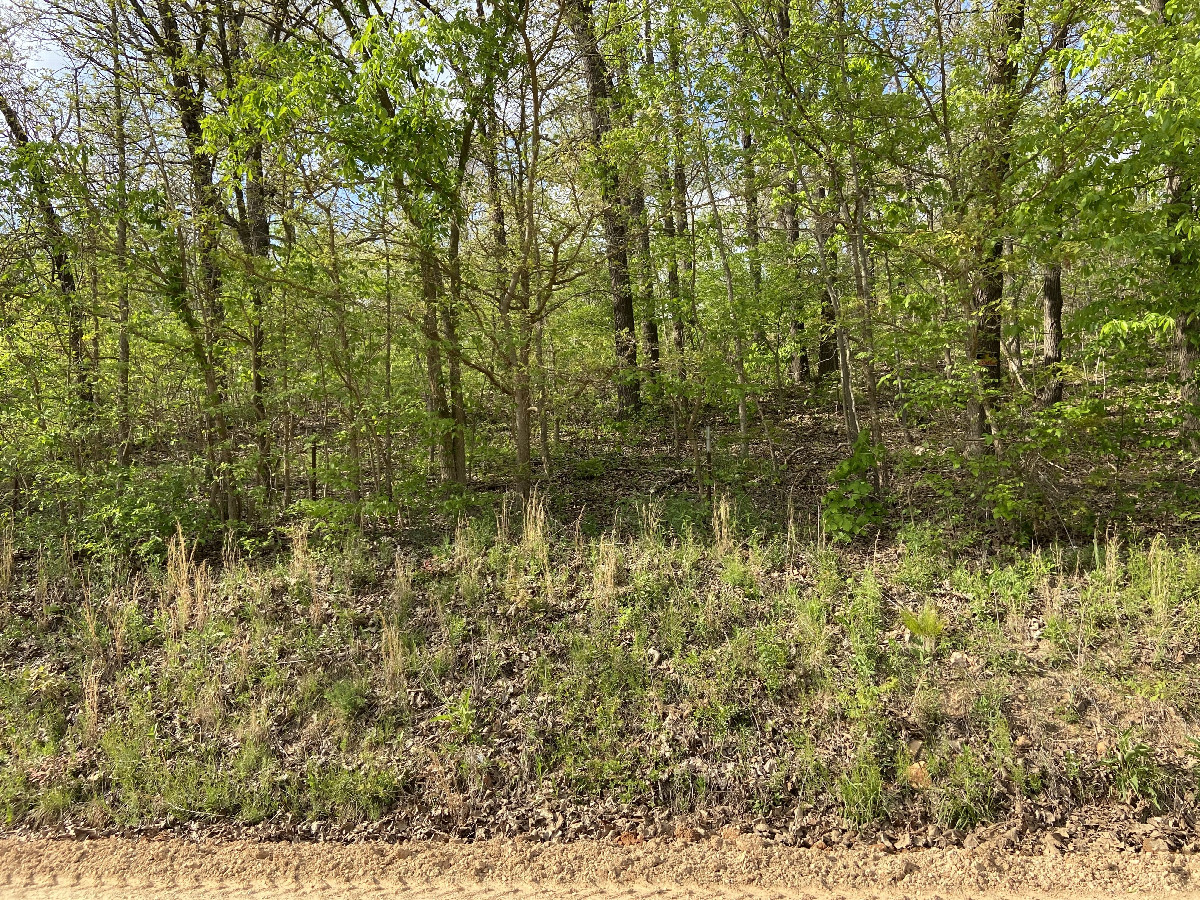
xmin=934 ymin=747 xmax=998 ymax=829
xmin=1101 ymin=732 xmax=1162 ymax=808
xmin=839 ymin=742 xmax=887 ymax=825
xmin=899 ymin=602 xmax=945 ymax=657
xmin=821 ymin=433 xmax=884 ymax=542
xmin=325 ymin=678 xmax=369 ymax=722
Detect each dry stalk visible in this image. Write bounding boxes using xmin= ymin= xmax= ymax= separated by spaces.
xmin=381 ymin=620 xmax=408 ymax=695
xmin=81 ymin=663 xmax=101 ymax=744
xmin=712 ymin=493 xmax=735 ymax=555
xmin=0 ymin=523 xmax=13 ymax=616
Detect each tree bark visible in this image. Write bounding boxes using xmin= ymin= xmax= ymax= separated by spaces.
xmin=566 ymin=0 xmax=640 ymax=415
xmin=966 ymin=0 xmax=1024 ymax=452
xmin=245 ymin=143 xmax=272 ymax=494
xmin=1148 ymin=0 xmax=1200 ymax=449
xmin=420 ymin=247 xmax=456 ymax=482
xmin=0 ymin=94 xmax=87 ymax=416
xmin=1039 ymin=27 xmax=1067 ymax=407
xmin=111 ymin=2 xmax=132 ymax=466
xmin=136 ymin=0 xmax=237 ymax=519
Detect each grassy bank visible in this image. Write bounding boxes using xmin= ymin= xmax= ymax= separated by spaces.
xmin=1 ymin=500 xmax=1199 ymax=847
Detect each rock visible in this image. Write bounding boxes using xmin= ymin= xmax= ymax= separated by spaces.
xmin=1144 ymin=837 xmax=1173 ymax=853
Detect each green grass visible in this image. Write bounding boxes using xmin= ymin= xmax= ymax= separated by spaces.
xmin=1 ymin=505 xmax=1199 ymax=837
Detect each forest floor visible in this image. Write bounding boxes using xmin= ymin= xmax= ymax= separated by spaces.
xmin=3 ymin=833 xmax=1200 ymax=900
xmin=3 ymin=396 xmax=1200 ymax=864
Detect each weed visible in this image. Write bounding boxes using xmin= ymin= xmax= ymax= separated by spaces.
xmin=900 ymin=601 xmax=945 ymax=657
xmin=391 ymin=551 xmax=414 ymax=621
xmin=521 ymin=491 xmax=549 ymax=559
xmin=592 ymin=534 xmax=621 ymax=614
xmin=844 ymin=571 xmax=883 ymax=672
xmin=288 ymin=523 xmax=316 ymax=602
xmin=0 ymin=523 xmax=12 ymax=615
xmin=434 ymin=688 xmax=477 ymax=743
xmin=895 ymin=523 xmax=944 ymax=594
xmin=1187 ymin=735 xmax=1200 ymax=764
xmin=380 ymin=622 xmax=409 ymax=695
xmin=839 ymin=741 xmax=886 ymax=825
xmin=81 ymin=663 xmax=101 ymax=744
xmin=80 ymin=594 xmax=102 ymax=658
xmin=1101 ymin=731 xmax=1161 ymax=807
xmin=934 ymin=746 xmax=997 ymax=829
xmin=637 ymin=500 xmax=664 ymax=545
xmin=326 ymin=678 xmax=369 ymax=722
xmin=35 ymin=553 xmax=49 ymax=627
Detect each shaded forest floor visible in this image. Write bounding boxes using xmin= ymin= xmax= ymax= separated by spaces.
xmin=3 ymin=390 xmax=1200 ymax=853
xmin=418 ymin=385 xmax=1200 ymax=550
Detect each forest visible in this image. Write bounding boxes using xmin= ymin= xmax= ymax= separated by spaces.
xmin=1 ymin=0 xmax=1200 ymax=854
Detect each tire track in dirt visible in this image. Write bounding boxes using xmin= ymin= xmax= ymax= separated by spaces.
xmin=1 ymin=835 xmax=1198 ymax=899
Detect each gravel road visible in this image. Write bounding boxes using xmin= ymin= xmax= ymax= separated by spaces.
xmin=2 ymin=833 xmax=1198 ymax=899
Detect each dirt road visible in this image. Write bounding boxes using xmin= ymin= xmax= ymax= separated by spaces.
xmin=2 ymin=833 xmax=1198 ymax=900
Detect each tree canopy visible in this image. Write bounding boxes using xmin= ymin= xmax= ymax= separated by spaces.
xmin=0 ymin=0 xmax=1198 ymax=554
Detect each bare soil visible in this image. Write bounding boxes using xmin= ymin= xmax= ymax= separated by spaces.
xmin=2 ymin=833 xmax=1199 ymax=899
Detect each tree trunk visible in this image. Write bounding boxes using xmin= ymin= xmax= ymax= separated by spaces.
xmin=1041 ymin=262 xmax=1064 ymax=406
xmin=0 ymin=94 xmax=87 ymax=415
xmin=111 ymin=1 xmax=132 ymax=466
xmin=696 ymin=120 xmax=751 ymax=457
xmin=1169 ymin=167 xmax=1200 ymax=450
xmin=135 ymin=0 xmax=237 ymax=519
xmin=566 ymin=0 xmax=640 ymax=415
xmin=668 ymin=15 xmax=693 ymax=374
xmin=1039 ymin=29 xmax=1066 ymax=408
xmin=630 ymin=182 xmax=660 ymax=378
xmin=245 ymin=143 xmax=272 ymax=494
xmin=967 ymin=0 xmax=1024 ymax=452
xmin=444 ymin=121 xmax=474 ymax=485
xmin=420 ymin=248 xmax=456 ymax=482
xmin=1148 ymin=0 xmax=1200 ymax=449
